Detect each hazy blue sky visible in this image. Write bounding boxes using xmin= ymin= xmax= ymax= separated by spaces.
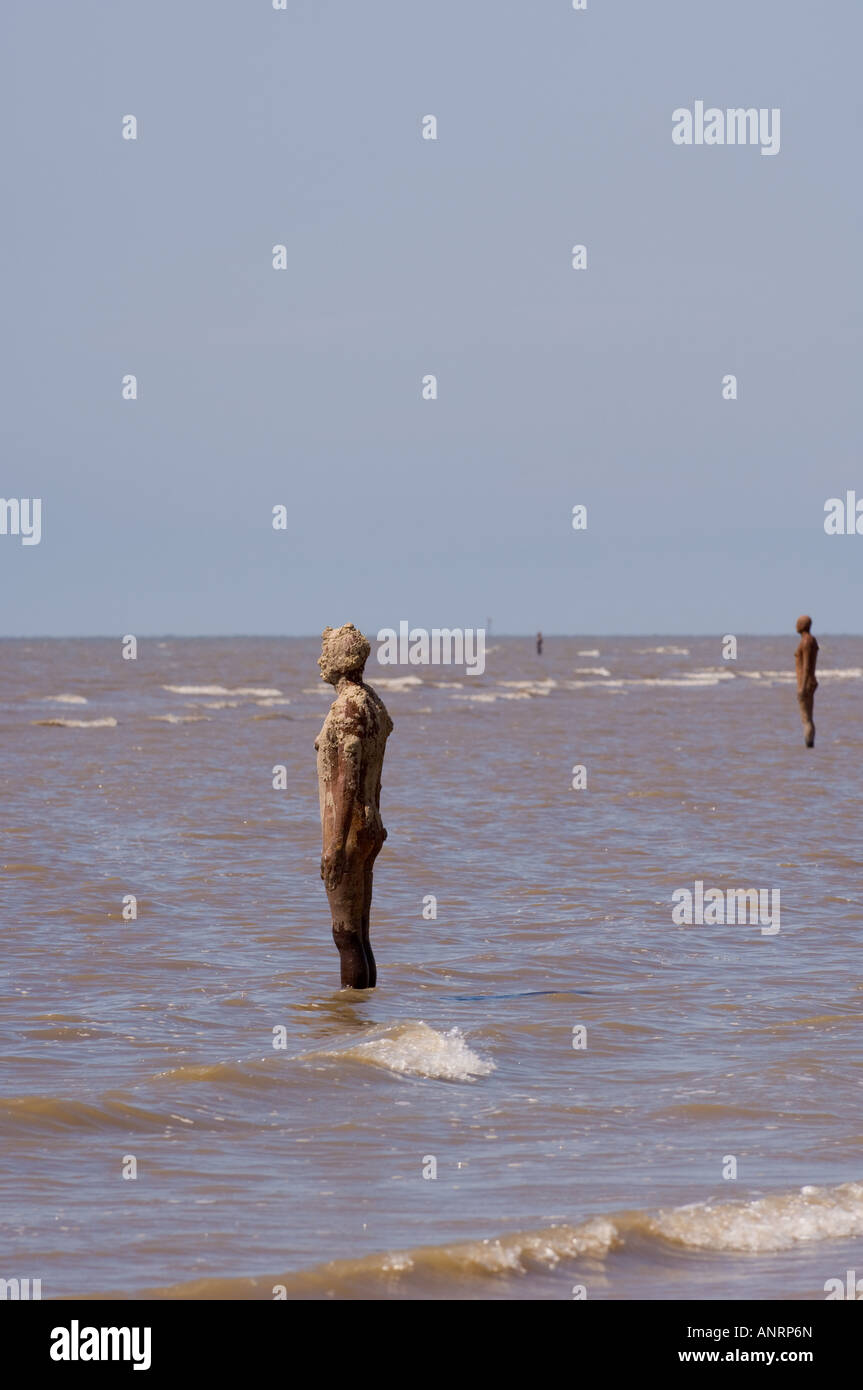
xmin=4 ymin=0 xmax=861 ymax=635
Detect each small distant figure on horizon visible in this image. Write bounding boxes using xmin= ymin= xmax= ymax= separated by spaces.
xmin=795 ymin=615 xmax=818 ymax=748
xmin=536 ymin=631 xmax=543 ymax=656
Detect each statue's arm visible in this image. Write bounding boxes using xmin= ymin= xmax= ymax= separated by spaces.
xmin=321 ymin=733 xmax=362 ymax=889
xmin=335 ymin=734 xmax=362 ymax=840
xmin=800 ymin=638 xmax=817 ymax=692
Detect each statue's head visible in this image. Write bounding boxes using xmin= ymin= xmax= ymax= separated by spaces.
xmin=796 ymin=614 xmax=812 ymax=634
xmin=318 ymin=623 xmax=370 ymax=685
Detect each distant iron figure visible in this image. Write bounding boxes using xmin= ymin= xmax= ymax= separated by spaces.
xmin=536 ymin=631 xmax=543 ymax=656
xmin=795 ymin=615 xmax=818 ymax=747
xmin=314 ymin=624 xmax=393 ymax=988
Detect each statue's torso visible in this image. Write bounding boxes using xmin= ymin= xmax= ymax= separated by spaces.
xmin=316 ymin=682 xmax=393 ymax=844
xmin=795 ymin=634 xmax=818 ymax=690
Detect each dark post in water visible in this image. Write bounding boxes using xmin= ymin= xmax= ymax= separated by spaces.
xmin=314 ymin=624 xmax=393 ymax=988
xmin=795 ymin=614 xmax=819 ymax=748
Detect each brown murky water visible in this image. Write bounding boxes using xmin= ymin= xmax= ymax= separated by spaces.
xmin=2 ymin=636 xmax=862 ymax=1299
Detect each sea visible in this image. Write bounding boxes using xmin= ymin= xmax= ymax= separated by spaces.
xmin=1 ymin=635 xmax=861 ymax=1300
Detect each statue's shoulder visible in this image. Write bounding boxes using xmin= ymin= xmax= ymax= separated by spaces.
xmin=360 ymin=681 xmax=394 ymax=735
xmin=329 ymin=688 xmax=365 ymax=735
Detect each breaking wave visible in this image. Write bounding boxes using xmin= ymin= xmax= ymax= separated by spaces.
xmin=86 ymin=1180 xmax=863 ymax=1299
xmin=371 ymin=676 xmax=425 ymax=691
xmin=149 ymin=713 xmax=210 ymax=724
xmin=162 ymin=685 xmax=283 ymax=697
xmin=33 ymin=716 xmax=117 ymax=728
xmin=300 ymin=1022 xmax=495 ymax=1081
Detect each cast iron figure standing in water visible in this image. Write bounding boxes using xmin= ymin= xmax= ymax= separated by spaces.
xmin=795 ymin=614 xmax=819 ymax=748
xmin=315 ymin=624 xmax=393 ymax=988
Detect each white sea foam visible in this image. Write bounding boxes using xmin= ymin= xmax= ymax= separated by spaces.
xmin=304 ymin=1022 xmax=495 ymax=1081
xmin=41 ymin=694 xmax=88 ymax=705
xmin=452 ymin=690 xmax=537 ymax=702
xmin=568 ymin=677 xmax=725 ymax=689
xmin=629 ymin=677 xmax=724 ymax=687
xmin=637 ymin=646 xmax=690 ymax=655
xmin=741 ymin=668 xmax=861 ymax=681
xmin=458 ymin=680 xmax=557 ymax=701
xmin=568 ymin=679 xmax=626 ymax=689
xmin=162 ymin=685 xmax=283 ymax=697
xmin=372 ymin=676 xmax=424 ymax=691
xmin=497 ymin=678 xmax=558 ymax=689
xmin=644 ymin=1180 xmax=863 ymax=1253
xmin=150 ymin=713 xmax=210 ymax=724
xmin=255 ymin=698 xmax=292 ymax=706
xmin=577 ymin=649 xmax=600 ymax=656
xmin=575 ymin=667 xmax=611 ymax=676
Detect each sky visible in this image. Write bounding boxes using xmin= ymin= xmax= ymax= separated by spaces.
xmin=3 ymin=0 xmax=862 ymax=635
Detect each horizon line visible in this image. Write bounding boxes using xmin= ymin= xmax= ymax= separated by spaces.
xmin=0 ymin=631 xmax=856 ymax=642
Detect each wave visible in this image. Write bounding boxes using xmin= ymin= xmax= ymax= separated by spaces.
xmin=33 ymin=716 xmax=117 ymax=728
xmin=371 ymin=676 xmax=424 ymax=691
xmin=40 ymin=693 xmax=88 ymax=704
xmin=498 ymin=679 xmax=557 ymax=688
xmin=453 ymin=680 xmax=557 ymax=703
xmin=577 ymin=649 xmax=600 ymax=656
xmin=149 ymin=713 xmax=210 ymax=724
xmin=85 ymin=1180 xmax=863 ymax=1299
xmin=740 ymin=669 xmax=861 ymax=681
xmin=162 ymin=685 xmax=283 ymax=697
xmin=300 ymin=1021 xmax=495 ymax=1081
xmin=637 ymin=646 xmax=690 ymax=655
xmin=452 ymin=692 xmax=523 ymax=703
xmin=567 ymin=678 xmax=724 ymax=690
xmin=575 ymin=667 xmax=611 ymax=676
xmin=0 ymin=1094 xmax=197 ymax=1134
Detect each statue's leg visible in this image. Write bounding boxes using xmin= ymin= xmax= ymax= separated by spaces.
xmin=361 ymin=853 xmax=378 ymax=989
xmin=798 ymin=691 xmax=815 ymax=747
xmin=326 ymin=857 xmax=370 ymax=988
